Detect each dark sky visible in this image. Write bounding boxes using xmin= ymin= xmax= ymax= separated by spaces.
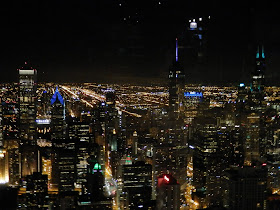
xmin=0 ymin=0 xmax=279 ymax=84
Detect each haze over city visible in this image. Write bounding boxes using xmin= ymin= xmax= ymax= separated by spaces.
xmin=1 ymin=0 xmax=280 ymax=84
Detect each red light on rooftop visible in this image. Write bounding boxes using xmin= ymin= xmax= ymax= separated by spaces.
xmin=262 ymin=163 xmax=267 ymax=166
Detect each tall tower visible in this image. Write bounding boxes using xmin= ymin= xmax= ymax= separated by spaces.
xmin=18 ymin=62 xmax=37 ymax=143
xmin=18 ymin=62 xmax=39 ymax=178
xmin=50 ymin=87 xmax=65 ymax=140
xmin=168 ymin=38 xmax=185 ymax=120
xmin=250 ymin=45 xmax=265 ymax=106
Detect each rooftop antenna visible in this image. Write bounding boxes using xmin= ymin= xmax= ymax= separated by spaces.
xmin=256 ymin=45 xmax=260 ymax=59
xmin=262 ymin=45 xmax=265 ymax=58
xmin=176 ymin=38 xmax=178 ymax=62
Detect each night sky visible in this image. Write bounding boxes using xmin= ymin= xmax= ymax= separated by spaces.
xmin=0 ymin=0 xmax=279 ymax=84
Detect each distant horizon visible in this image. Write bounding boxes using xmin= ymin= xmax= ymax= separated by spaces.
xmin=1 ymin=1 xmax=279 ymax=85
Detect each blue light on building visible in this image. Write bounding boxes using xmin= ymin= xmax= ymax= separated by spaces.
xmin=51 ymin=87 xmax=64 ymax=105
xmin=184 ymin=92 xmax=203 ymax=98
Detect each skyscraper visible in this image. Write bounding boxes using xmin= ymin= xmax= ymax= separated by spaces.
xmin=122 ymin=161 xmax=152 ymax=209
xmin=68 ymin=121 xmax=92 ymax=189
xmin=18 ymin=62 xmax=37 ymax=143
xmin=52 ymin=138 xmax=76 ymax=192
xmin=84 ymin=157 xmax=104 ymax=202
xmin=250 ymin=45 xmax=265 ymax=107
xmin=18 ymin=62 xmax=39 ymax=177
xmin=225 ymin=166 xmax=267 ymax=210
xmin=168 ymin=38 xmax=185 ymax=120
xmin=156 ymin=174 xmax=180 ymax=210
xmin=25 ymin=172 xmax=48 ymax=208
xmin=51 ymin=87 xmax=65 ymax=140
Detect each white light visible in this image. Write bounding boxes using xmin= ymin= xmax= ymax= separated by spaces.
xmin=164 ymin=175 xmax=170 ymax=182
xmin=199 ymin=17 xmax=202 ymax=21
xmin=19 ymin=70 xmax=35 ymax=75
xmin=253 ymin=76 xmax=262 ymax=79
xmin=36 ymin=119 xmax=51 ymax=124
xmin=190 ymin=22 xmax=197 ymax=29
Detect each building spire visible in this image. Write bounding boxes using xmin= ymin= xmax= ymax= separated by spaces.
xmin=176 ymin=38 xmax=178 ymax=62
xmin=262 ymin=45 xmax=265 ymax=59
xmin=256 ymin=45 xmax=260 ymax=59
xmin=51 ymin=87 xmax=64 ymax=105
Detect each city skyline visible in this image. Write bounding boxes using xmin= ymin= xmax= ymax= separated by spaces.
xmin=1 ymin=1 xmax=280 ymax=209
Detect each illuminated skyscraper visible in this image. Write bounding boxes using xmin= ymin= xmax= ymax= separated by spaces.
xmin=250 ymin=45 xmax=265 ymax=107
xmin=244 ymin=113 xmax=261 ymax=166
xmin=168 ymin=38 xmax=185 ymax=120
xmin=104 ymin=90 xmax=118 ymax=152
xmin=68 ymin=121 xmax=92 ymax=188
xmin=18 ymin=62 xmax=37 ymax=143
xmin=52 ymin=138 xmax=76 ymax=192
xmin=18 ymin=62 xmax=39 ymax=177
xmin=84 ymin=157 xmax=104 ymax=202
xmin=51 ymin=87 xmax=65 ymax=140
xmin=122 ymin=161 xmax=152 ymax=209
xmin=187 ymin=17 xmax=208 ymax=62
xmin=156 ymin=174 xmax=180 ymax=210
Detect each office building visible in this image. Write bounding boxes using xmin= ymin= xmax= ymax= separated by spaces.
xmin=168 ymin=38 xmax=185 ymax=120
xmin=250 ymin=45 xmax=265 ymax=107
xmin=52 ymin=138 xmax=76 ymax=192
xmin=68 ymin=121 xmax=92 ymax=188
xmin=25 ymin=172 xmax=48 ymax=208
xmin=18 ymin=62 xmax=39 ymax=178
xmin=156 ymin=174 xmax=180 ymax=210
xmin=122 ymin=161 xmax=152 ymax=209
xmin=225 ymin=166 xmax=267 ymax=210
xmin=51 ymin=87 xmax=65 ymax=140
xmin=18 ymin=62 xmax=37 ymax=143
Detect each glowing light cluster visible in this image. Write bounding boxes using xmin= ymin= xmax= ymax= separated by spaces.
xmin=164 ymin=175 xmax=170 ymax=183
